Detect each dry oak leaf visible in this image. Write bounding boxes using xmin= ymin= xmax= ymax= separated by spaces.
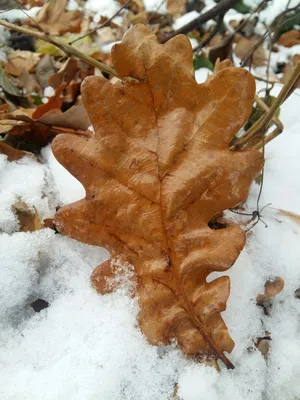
xmin=0 ymin=141 xmax=35 ymax=161
xmin=52 ymin=24 xmax=263 ymax=368
xmin=28 ymin=0 xmax=82 ymax=35
xmin=278 ymin=30 xmax=300 ymax=48
xmin=0 ymin=87 xmax=91 ymax=148
xmin=4 ymin=51 xmax=40 ymax=78
xmin=234 ymin=37 xmax=266 ymax=67
xmin=167 ymin=0 xmax=187 ymax=16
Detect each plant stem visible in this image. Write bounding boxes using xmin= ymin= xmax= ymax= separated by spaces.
xmin=0 ymin=19 xmax=119 ymax=78
xmin=233 ymin=62 xmax=300 ymax=150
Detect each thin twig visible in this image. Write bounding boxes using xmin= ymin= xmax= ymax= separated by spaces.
xmin=0 ymin=19 xmax=119 ymax=77
xmin=69 ymin=0 xmax=132 ymax=45
xmin=160 ymin=0 xmax=239 ymax=43
xmin=241 ymin=6 xmax=300 ymax=66
xmin=193 ymin=11 xmax=225 ymax=52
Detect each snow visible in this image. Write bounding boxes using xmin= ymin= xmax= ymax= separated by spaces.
xmin=41 ymin=145 xmax=85 ymax=206
xmin=173 ymin=10 xmax=200 ymax=30
xmin=0 ymin=155 xmax=53 ymax=233
xmin=0 ymin=7 xmax=42 ymax=21
xmin=144 ymin=0 xmax=167 ymax=13
xmin=195 ymin=67 xmax=211 ymax=82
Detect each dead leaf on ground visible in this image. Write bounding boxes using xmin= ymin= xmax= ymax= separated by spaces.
xmin=5 ymin=51 xmax=40 ymax=77
xmin=278 ymin=30 xmax=300 ymax=48
xmin=0 ymin=141 xmax=35 ymax=161
xmin=52 ymin=24 xmax=263 ymax=368
xmin=295 ymin=288 xmax=300 ymax=299
xmin=35 ymin=55 xmax=56 ymax=89
xmin=48 ymin=57 xmax=79 ymax=89
xmin=208 ymin=35 xmax=234 ymax=65
xmin=256 ymin=333 xmax=271 ymax=359
xmin=0 ymin=87 xmax=91 ymax=149
xmin=18 ymin=70 xmax=41 ymax=95
xmin=119 ymin=0 xmax=144 ymax=13
xmin=234 ymin=37 xmax=266 ymax=67
xmin=13 ymin=200 xmax=42 ymax=232
xmin=167 ymin=0 xmax=187 ymax=16
xmin=27 ymin=0 xmax=82 ymax=35
xmin=257 ymin=276 xmax=285 ymax=304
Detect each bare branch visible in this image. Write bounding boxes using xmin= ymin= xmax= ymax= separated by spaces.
xmin=160 ymin=0 xmax=239 ymax=43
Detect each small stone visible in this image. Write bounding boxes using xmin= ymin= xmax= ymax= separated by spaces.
xmin=30 ymin=299 xmax=49 ymax=313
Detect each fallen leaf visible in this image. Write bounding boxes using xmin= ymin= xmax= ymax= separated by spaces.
xmin=118 ymin=0 xmax=144 ymax=13
xmin=27 ymin=0 xmax=82 ymax=35
xmin=0 ymin=64 xmax=21 ymax=96
xmin=234 ymin=37 xmax=266 ymax=67
xmin=13 ymin=200 xmax=42 ymax=232
xmin=257 ymin=276 xmax=285 ymax=304
xmin=18 ymin=69 xmax=41 ymax=95
xmin=0 ymin=141 xmax=35 ymax=161
xmin=43 ymin=218 xmax=57 ymax=231
xmin=52 ymin=24 xmax=263 ymax=367
xmin=4 ymin=50 xmax=40 ymax=77
xmin=1 ymin=87 xmax=90 ymax=150
xmin=167 ymin=0 xmax=187 ymax=16
xmin=256 ymin=334 xmax=271 ymax=359
xmin=35 ymin=54 xmax=56 ymax=89
xmin=208 ymin=35 xmax=234 ymax=65
xmin=278 ymin=30 xmax=300 ymax=47
xmin=48 ymin=57 xmax=79 ymax=89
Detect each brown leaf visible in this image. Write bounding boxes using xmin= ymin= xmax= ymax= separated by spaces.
xmin=234 ymin=37 xmax=266 ymax=67
xmin=35 ymin=55 xmax=56 ymax=90
xmin=0 ymin=141 xmax=35 ymax=161
xmin=257 ymin=276 xmax=285 ymax=304
xmin=1 ymin=87 xmax=90 ymax=149
xmin=48 ymin=57 xmax=80 ymax=89
xmin=208 ymin=35 xmax=234 ymax=65
xmin=43 ymin=218 xmax=57 ymax=231
xmin=118 ymin=0 xmax=144 ymax=13
xmin=5 ymin=51 xmax=40 ymax=78
xmin=18 ymin=70 xmax=41 ymax=95
xmin=167 ymin=0 xmax=187 ymax=16
xmin=13 ymin=200 xmax=42 ymax=232
xmin=278 ymin=30 xmax=300 ymax=48
xmin=256 ymin=334 xmax=271 ymax=359
xmin=28 ymin=0 xmax=82 ymax=35
xmin=52 ymin=25 xmax=263 ymax=367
